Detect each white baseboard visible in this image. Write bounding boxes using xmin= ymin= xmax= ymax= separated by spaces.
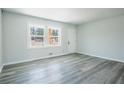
xmin=3 ymin=51 xmax=124 ymax=71
xmin=3 ymin=52 xmax=75 ymax=66
xmin=77 ymin=52 xmax=124 ymax=63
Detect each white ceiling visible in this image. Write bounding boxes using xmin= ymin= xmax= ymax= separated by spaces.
xmin=3 ymin=8 xmax=124 ymax=25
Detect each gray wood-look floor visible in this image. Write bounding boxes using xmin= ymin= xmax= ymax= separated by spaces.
xmin=0 ymin=53 xmax=124 ymax=84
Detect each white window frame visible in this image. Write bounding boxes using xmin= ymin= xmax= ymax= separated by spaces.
xmin=47 ymin=26 xmax=61 ymax=47
xmin=28 ymin=24 xmax=61 ymax=48
xmin=28 ymin=24 xmax=46 ymax=48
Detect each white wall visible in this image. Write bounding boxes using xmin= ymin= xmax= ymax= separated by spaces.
xmin=77 ymin=15 xmax=124 ymax=62
xmin=2 ymin=11 xmax=77 ymax=65
xmin=0 ymin=9 xmax=2 ymax=69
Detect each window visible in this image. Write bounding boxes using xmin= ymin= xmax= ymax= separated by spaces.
xmin=29 ymin=24 xmax=61 ymax=48
xmin=29 ymin=25 xmax=45 ymax=48
xmin=48 ymin=27 xmax=61 ymax=46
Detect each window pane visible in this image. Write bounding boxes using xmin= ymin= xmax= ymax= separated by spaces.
xmin=30 ymin=26 xmax=44 ymax=36
xmin=31 ymin=36 xmax=35 ymax=40
xmin=30 ymin=27 xmax=35 ymax=35
xmin=48 ymin=27 xmax=61 ymax=46
xmin=31 ymin=36 xmax=44 ymax=47
xmin=49 ymin=37 xmax=60 ymax=45
xmin=51 ymin=29 xmax=59 ymax=36
xmin=35 ymin=37 xmax=44 ymax=42
xmin=36 ymin=28 xmax=44 ymax=35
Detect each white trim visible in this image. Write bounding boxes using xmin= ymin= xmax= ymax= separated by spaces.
xmin=77 ymin=52 xmax=124 ymax=63
xmin=0 ymin=65 xmax=3 ymax=73
xmin=27 ymin=24 xmax=62 ymax=49
xmin=47 ymin=26 xmax=61 ymax=46
xmin=28 ymin=24 xmax=46 ymax=48
xmin=3 ymin=52 xmax=75 ymax=66
xmin=4 ymin=52 xmax=124 ymax=68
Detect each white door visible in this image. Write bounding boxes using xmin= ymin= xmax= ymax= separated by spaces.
xmin=67 ymin=27 xmax=77 ymax=53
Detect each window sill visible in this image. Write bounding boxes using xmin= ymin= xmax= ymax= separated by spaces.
xmin=28 ymin=45 xmax=61 ymax=49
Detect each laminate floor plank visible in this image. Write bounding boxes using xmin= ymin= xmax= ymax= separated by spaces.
xmin=0 ymin=53 xmax=124 ymax=84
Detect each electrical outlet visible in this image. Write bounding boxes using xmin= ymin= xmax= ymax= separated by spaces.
xmin=62 ymin=50 xmax=65 ymax=52
xmin=49 ymin=53 xmax=53 ymax=55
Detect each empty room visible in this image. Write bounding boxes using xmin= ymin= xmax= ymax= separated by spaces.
xmin=0 ymin=8 xmax=124 ymax=84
